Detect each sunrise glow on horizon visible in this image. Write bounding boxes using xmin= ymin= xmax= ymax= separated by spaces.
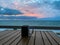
xmin=0 ymin=0 xmax=60 ymax=19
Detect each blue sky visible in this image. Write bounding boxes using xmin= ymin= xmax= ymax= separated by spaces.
xmin=0 ymin=0 xmax=60 ymax=20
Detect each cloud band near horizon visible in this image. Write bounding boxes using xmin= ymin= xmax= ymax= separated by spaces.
xmin=0 ymin=0 xmax=60 ymax=19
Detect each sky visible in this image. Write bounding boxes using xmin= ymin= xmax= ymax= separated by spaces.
xmin=0 ymin=0 xmax=60 ymax=20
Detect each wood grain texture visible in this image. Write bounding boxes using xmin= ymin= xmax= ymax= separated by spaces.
xmin=0 ymin=30 xmax=60 ymax=45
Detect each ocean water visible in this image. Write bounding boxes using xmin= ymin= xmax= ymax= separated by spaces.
xmin=0 ymin=20 xmax=60 ymax=32
xmin=0 ymin=20 xmax=60 ymax=26
xmin=0 ymin=20 xmax=60 ymax=37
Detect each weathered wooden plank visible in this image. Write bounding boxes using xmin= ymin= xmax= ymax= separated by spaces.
xmin=10 ymin=34 xmax=21 ymax=45
xmin=0 ymin=30 xmax=20 ymax=45
xmin=0 ymin=30 xmax=59 ymax=45
xmin=29 ymin=29 xmax=34 ymax=36
xmin=35 ymin=31 xmax=44 ymax=45
xmin=0 ymin=30 xmax=13 ymax=37
xmin=0 ymin=30 xmax=17 ymax=41
xmin=41 ymin=31 xmax=51 ymax=45
xmin=45 ymin=31 xmax=58 ymax=45
xmin=28 ymin=31 xmax=35 ymax=45
xmin=3 ymin=31 xmax=20 ymax=45
xmin=17 ymin=37 xmax=29 ymax=45
xmin=48 ymin=31 xmax=60 ymax=45
xmin=0 ymin=31 xmax=8 ymax=35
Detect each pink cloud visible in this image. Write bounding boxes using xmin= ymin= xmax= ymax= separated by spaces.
xmin=23 ymin=13 xmax=46 ymax=18
xmin=1 ymin=0 xmax=59 ymax=19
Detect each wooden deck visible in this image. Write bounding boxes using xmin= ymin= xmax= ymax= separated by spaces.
xmin=0 ymin=30 xmax=60 ymax=45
